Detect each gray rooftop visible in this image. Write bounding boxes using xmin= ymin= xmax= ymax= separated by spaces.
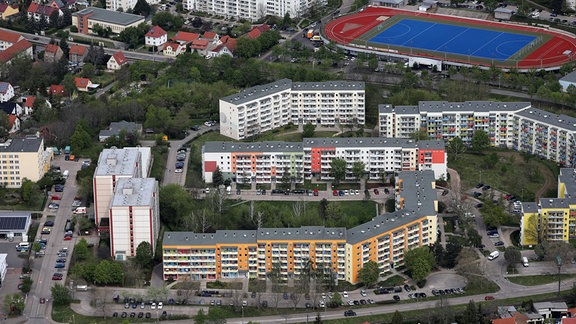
xmin=72 ymin=7 xmax=144 ymax=26
xmin=539 ymin=198 xmax=571 ymax=209
xmin=203 ymin=141 xmax=303 ymax=154
xmin=419 ymin=101 xmax=530 ymax=113
xmin=560 ymin=70 xmax=576 ymax=84
xmin=347 ymin=210 xmax=426 ymax=244
xmin=521 ymin=202 xmax=539 ymax=213
xmin=99 ymin=121 xmax=142 ymax=139
xmin=379 ymin=104 xmax=419 ymax=115
xmin=257 ymin=226 xmax=346 ymax=241
xmin=0 ymin=138 xmax=42 ymax=153
xmin=494 ymin=7 xmax=514 ymax=13
xmin=291 ymin=81 xmax=364 ymax=92
xmin=111 ymin=178 xmax=157 ymax=207
xmin=533 ymin=301 xmax=567 ymax=310
xmin=0 ymin=82 xmax=11 ymax=94
xmin=303 ymin=137 xmax=444 ymax=150
xmin=516 ymin=107 xmax=576 ymax=131
xmin=559 ymin=168 xmax=576 ymax=198
xmin=397 ymin=170 xmax=437 ymax=215
xmin=164 ymin=230 xmax=257 ymax=246
xmin=220 ymin=79 xmax=292 ymax=105
xmin=95 ymin=147 xmax=141 ymax=177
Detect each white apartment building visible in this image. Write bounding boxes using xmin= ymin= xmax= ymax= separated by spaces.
xmin=184 ymin=0 xmax=317 ymax=20
xmin=109 ymin=178 xmax=159 ymax=261
xmin=220 ymin=79 xmax=365 ymax=140
xmin=0 ymin=254 xmax=6 ymax=284
xmin=379 ymin=101 xmax=576 ymax=168
xmin=106 ymin=0 xmax=160 ymax=12
xmin=201 ymin=138 xmax=447 ymax=184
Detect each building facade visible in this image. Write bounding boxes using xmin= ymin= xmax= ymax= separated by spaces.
xmin=202 ymin=138 xmax=446 ymax=184
xmin=379 ymin=101 xmax=576 ymax=168
xmin=72 ymin=7 xmax=144 ymax=35
xmin=0 ymin=138 xmax=49 ymax=188
xmin=0 ymin=82 xmax=14 ymax=102
xmin=183 ymin=0 xmax=320 ymax=21
xmin=220 ymin=79 xmax=365 ymax=140
xmin=163 ymin=170 xmax=438 ymax=284
xmin=109 ymin=178 xmax=159 ymax=261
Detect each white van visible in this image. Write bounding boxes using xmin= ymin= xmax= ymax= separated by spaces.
xmin=488 ymin=251 xmax=500 ymax=260
xmin=73 ymin=207 xmax=86 ymax=214
xmin=76 ymin=285 xmax=88 ymax=291
xmin=16 ymin=242 xmax=30 ymax=251
xmin=522 ymin=257 xmax=529 ymax=267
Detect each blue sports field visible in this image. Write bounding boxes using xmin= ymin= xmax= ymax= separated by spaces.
xmin=369 ymin=18 xmax=537 ymax=61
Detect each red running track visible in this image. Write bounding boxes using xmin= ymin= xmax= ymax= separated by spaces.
xmin=324 ymin=7 xmax=576 ymax=69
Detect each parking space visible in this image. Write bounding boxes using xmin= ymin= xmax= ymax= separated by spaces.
xmin=0 ymin=242 xmax=26 ymax=268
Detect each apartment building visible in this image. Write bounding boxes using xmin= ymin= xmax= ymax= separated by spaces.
xmin=520 ymin=168 xmax=576 ymax=246
xmin=163 ymin=170 xmax=438 ymax=284
xmin=183 ymin=0 xmax=318 ymax=21
xmin=219 ymin=79 xmax=365 ymax=140
xmin=379 ymin=101 xmax=576 ymax=168
xmin=202 ymin=138 xmax=446 ymax=184
xmin=0 ymin=138 xmax=50 ymax=188
xmin=72 ymin=7 xmax=144 ymax=35
xmin=109 ymin=178 xmax=159 ymax=261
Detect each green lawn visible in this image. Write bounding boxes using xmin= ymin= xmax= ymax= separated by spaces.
xmin=378 ymin=275 xmax=405 ymax=287
xmin=506 ymin=274 xmax=576 ymax=286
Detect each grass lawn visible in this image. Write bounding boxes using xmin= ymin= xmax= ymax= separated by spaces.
xmin=448 ymin=150 xmax=558 ymax=201
xmin=150 ymin=146 xmax=169 ymax=183
xmin=249 ymin=279 xmax=266 ymax=292
xmin=506 ymin=274 xmax=576 ymax=286
xmin=378 ymin=275 xmax=405 ymax=287
xmin=295 ymin=180 xmax=328 ymax=191
xmin=207 ymin=281 xmax=243 ymax=290
xmin=171 ymin=281 xmax=200 ymax=290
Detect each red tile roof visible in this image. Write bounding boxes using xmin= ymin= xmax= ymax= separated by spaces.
xmin=74 ymin=77 xmax=91 ymax=89
xmin=171 ymin=31 xmax=200 ymax=43
xmin=202 ymin=31 xmax=217 ymax=39
xmin=220 ymin=36 xmax=237 ymax=52
xmin=45 ymin=43 xmax=60 ymax=54
xmin=49 ymin=85 xmax=65 ymax=95
xmin=27 ymin=2 xmax=58 ymax=16
xmin=24 ymin=96 xmax=36 ymax=108
xmin=190 ymin=39 xmax=209 ymax=50
xmin=8 ymin=114 xmax=16 ymax=128
xmin=146 ymin=25 xmax=167 ymax=38
xmin=492 ymin=318 xmax=516 ymax=324
xmin=163 ymin=42 xmax=181 ymax=50
xmin=0 ymin=39 xmax=32 ymax=63
xmin=0 ymin=3 xmax=8 ymax=13
xmin=562 ymin=318 xmax=576 ymax=324
xmin=69 ymin=44 xmax=86 ymax=56
xmin=0 ymin=29 xmax=22 ymax=43
xmin=244 ymin=24 xmax=270 ymax=40
xmin=112 ymin=51 xmax=127 ymax=65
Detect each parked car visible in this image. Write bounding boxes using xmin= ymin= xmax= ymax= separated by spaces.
xmin=373 ymin=189 xmax=379 ymax=195
xmin=485 ymin=295 xmax=495 ymax=300
xmin=54 ymin=263 xmax=65 ymax=268
xmin=475 ymin=183 xmax=484 ymax=189
xmin=344 ymin=310 xmax=356 ymax=317
xmin=494 ymin=241 xmax=504 ymax=246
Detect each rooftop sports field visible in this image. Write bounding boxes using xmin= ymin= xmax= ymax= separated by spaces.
xmin=324 ymin=7 xmax=576 ymax=70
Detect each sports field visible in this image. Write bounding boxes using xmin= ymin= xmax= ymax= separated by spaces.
xmin=369 ymin=18 xmax=537 ymax=61
xmin=324 ymin=7 xmax=576 ymax=69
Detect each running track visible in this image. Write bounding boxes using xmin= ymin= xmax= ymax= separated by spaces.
xmin=324 ymin=7 xmax=576 ymax=69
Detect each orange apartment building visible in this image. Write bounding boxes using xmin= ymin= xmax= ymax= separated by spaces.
xmin=163 ymin=170 xmax=438 ymax=284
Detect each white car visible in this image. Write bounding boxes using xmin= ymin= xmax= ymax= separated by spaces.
xmin=355 ymin=190 xmax=360 ymax=195
xmin=204 ymin=121 xmax=212 ymax=127
xmin=319 ymin=300 xmax=325 ymax=308
xmin=158 ymin=302 xmax=163 ymax=309
xmin=360 ymin=290 xmax=366 ymax=297
xmin=174 ymin=168 xmax=183 ymax=173
xmin=151 ymin=302 xmax=156 ymax=310
xmin=343 ymin=291 xmax=348 ymax=298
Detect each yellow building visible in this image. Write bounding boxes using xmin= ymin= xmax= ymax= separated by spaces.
xmin=163 ymin=170 xmax=438 ymax=284
xmin=0 ymin=138 xmax=49 ymax=188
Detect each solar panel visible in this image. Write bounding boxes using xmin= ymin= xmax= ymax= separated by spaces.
xmin=0 ymin=216 xmax=28 ymax=230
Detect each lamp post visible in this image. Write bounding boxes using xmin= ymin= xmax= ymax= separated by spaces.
xmin=241 ymin=305 xmax=244 ymax=324
xmin=556 ymin=255 xmax=563 ymax=296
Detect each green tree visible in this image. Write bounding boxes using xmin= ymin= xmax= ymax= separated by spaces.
xmin=404 ymin=246 xmax=435 ymax=281
xmin=94 ymin=260 xmax=124 ymax=285
xmin=352 ymin=161 xmax=365 ymax=182
xmin=357 ymin=260 xmax=380 ymax=288
xmin=159 ymin=184 xmax=195 ymax=229
xmin=73 ymin=238 xmax=90 ymax=262
xmin=51 ymin=284 xmax=72 ymax=306
xmin=391 ymin=310 xmax=403 ymax=323
xmin=70 ymin=124 xmax=93 ymax=151
xmin=3 ymin=294 xmax=25 ymax=315
xmin=385 ymin=198 xmax=395 ymax=212
xmin=302 ymin=122 xmax=315 ymax=138
xmin=135 ymin=241 xmax=153 ymax=268
xmin=471 ymin=130 xmax=490 ymax=153
xmin=151 ymin=12 xmax=183 ymax=31
xmin=132 ymin=0 xmax=151 ymax=16
xmin=448 ymin=136 xmax=466 ymax=159
xmin=144 ymin=105 xmax=171 ymax=131
xmin=20 ymin=277 xmax=33 ymax=293
xmin=20 ymin=179 xmax=39 ymax=206
xmin=212 ymin=166 xmax=224 ymax=186
xmin=194 ymin=309 xmax=208 ymax=324
xmin=462 ymin=300 xmax=480 ymax=324
xmin=328 ymin=291 xmax=342 ymax=308
xmin=330 ymin=158 xmax=346 ymax=184
xmin=207 ymin=307 xmax=227 ymax=324
xmin=32 ymin=242 xmax=42 ymax=254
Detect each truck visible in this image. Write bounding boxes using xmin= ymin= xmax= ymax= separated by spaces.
xmin=64 ymin=219 xmax=73 ymax=232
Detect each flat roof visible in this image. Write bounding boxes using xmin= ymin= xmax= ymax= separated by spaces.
xmin=73 ymin=7 xmax=144 ymax=26
xmin=515 ymin=107 xmax=576 ymax=131
xmin=220 ymin=79 xmax=292 ymax=105
xmin=164 ymin=230 xmax=257 ymax=246
xmin=379 ymin=104 xmax=419 ymax=115
xmin=347 ymin=210 xmax=426 ymax=244
xmin=559 ymin=168 xmax=576 ymax=198
xmin=203 ymin=141 xmax=303 ymax=154
xmin=0 ymin=212 xmax=30 ymax=231
xmin=303 ymin=137 xmax=444 ymax=150
xmin=560 ymin=70 xmax=576 ymax=84
xmin=257 ymin=226 xmax=346 ymax=241
xmin=539 ymin=198 xmax=571 ymax=209
xmin=95 ymin=147 xmax=140 ymax=177
xmin=521 ymin=202 xmax=539 ymax=213
xmin=0 ymin=138 xmax=42 ymax=153
xmin=397 ymin=170 xmax=437 ymax=215
xmin=292 ymin=80 xmax=364 ymax=92
xmin=111 ymin=178 xmax=157 ymax=207
xmin=380 ymin=101 xmax=531 ymax=114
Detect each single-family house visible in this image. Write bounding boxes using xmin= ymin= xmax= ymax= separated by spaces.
xmin=190 ymin=39 xmax=209 ymax=56
xmin=68 ymin=44 xmax=87 ymax=64
xmin=533 ymin=301 xmax=568 ymax=319
xmin=162 ymin=42 xmax=185 ymax=57
xmin=0 ymin=102 xmax=22 ymax=133
xmin=145 ymin=25 xmax=167 ymax=48
xmin=48 ymin=85 xmax=66 ymax=96
xmin=99 ymin=120 xmax=142 ymax=142
xmin=75 ymin=77 xmax=98 ymax=92
xmin=201 ymin=31 xmax=219 ymax=44
xmin=107 ymin=51 xmax=128 ymax=70
xmin=208 ymin=35 xmax=236 ymax=58
xmin=0 ymin=29 xmax=23 ymax=51
xmin=44 ymin=43 xmax=63 ymax=63
xmin=244 ymin=24 xmax=270 ymax=40
xmin=27 ymin=2 xmax=62 ymax=23
xmin=171 ymin=31 xmax=200 ymax=45
xmin=0 ymin=4 xmax=19 ymax=20
xmin=0 ymin=82 xmax=14 ymax=102
xmin=0 ymin=39 xmax=32 ymax=64
xmin=19 ymin=96 xmax=49 ymax=115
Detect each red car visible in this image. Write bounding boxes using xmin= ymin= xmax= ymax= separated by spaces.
xmin=332 ymin=190 xmax=338 ymax=196
xmin=51 ymin=195 xmax=60 ymax=200
xmin=63 ymin=235 xmax=72 ymax=241
xmin=484 ymin=296 xmax=495 ymax=301
xmin=52 ymin=273 xmax=63 ymax=280
xmin=373 ymin=189 xmax=379 ymax=195
xmin=503 ymin=194 xmax=511 ymax=199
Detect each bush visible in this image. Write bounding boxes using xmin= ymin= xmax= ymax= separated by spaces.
xmin=70 ymin=26 xmax=78 ymax=33
xmin=416 ymin=280 xmax=426 ymax=288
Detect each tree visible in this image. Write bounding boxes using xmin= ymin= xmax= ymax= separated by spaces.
xmin=391 ymin=310 xmax=403 ymax=323
xmin=20 ymin=179 xmax=39 ymax=206
xmin=20 ymin=277 xmax=33 ymax=293
xmin=212 ymin=166 xmax=224 ymax=186
xmin=385 ymin=198 xmax=395 ymax=212
xmin=462 ymin=300 xmax=480 ymax=324
xmin=328 ymin=291 xmax=342 ymax=308
xmin=471 ymin=130 xmax=490 ymax=153
xmin=352 ymin=161 xmax=365 ymax=182
xmin=51 ymin=284 xmax=72 ymax=306
xmin=94 ymin=260 xmax=124 ymax=285
xmin=0 ymin=111 xmax=10 ymax=140
xmin=302 ymin=122 xmax=315 ymax=138
xmin=330 ymin=158 xmax=346 ymax=184
xmin=194 ymin=309 xmax=208 ymax=324
xmin=159 ymin=184 xmax=195 ymax=229
xmin=144 ymin=105 xmax=171 ymax=131
xmin=404 ymin=246 xmax=435 ymax=281
xmin=73 ymin=238 xmax=90 ymax=262
xmin=448 ymin=137 xmax=466 ymax=159
xmin=32 ymin=242 xmax=42 ymax=254
xmin=3 ymin=294 xmax=25 ymax=315
xmin=70 ymin=123 xmax=93 ymax=151
xmin=132 ymin=0 xmax=151 ymax=16
xmin=134 ymin=241 xmax=153 ymax=268
xmin=358 ymin=261 xmax=380 ymax=288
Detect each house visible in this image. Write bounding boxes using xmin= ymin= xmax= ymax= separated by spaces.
xmin=99 ymin=120 xmax=142 ymax=142
xmin=72 ymin=7 xmax=145 ymax=35
xmin=107 ymin=51 xmax=128 ymax=70
xmin=27 ymin=2 xmax=62 ymax=23
xmin=560 ymin=70 xmax=576 ymax=92
xmin=190 ymin=39 xmax=209 ymax=56
xmin=145 ymin=25 xmax=167 ymax=48
xmin=201 ymin=31 xmax=219 ymax=44
xmin=369 ymin=0 xmax=406 ymax=8
xmin=494 ymin=7 xmax=514 ymax=20
xmin=44 ymin=43 xmax=63 ymax=63
xmin=0 ymin=4 xmax=19 ymax=20
xmin=0 ymin=29 xmax=23 ymax=51
xmin=68 ymin=44 xmax=87 ymax=64
xmin=74 ymin=77 xmax=98 ymax=92
xmin=162 ymin=42 xmax=185 ymax=57
xmin=0 ymin=82 xmax=14 ymax=102
xmin=562 ymin=318 xmax=576 ymax=324
xmin=0 ymin=102 xmax=22 ymax=133
xmin=48 ymin=85 xmax=66 ymax=96
xmin=19 ymin=96 xmax=49 ymax=115
xmin=171 ymin=31 xmax=200 ymax=45
xmin=244 ymin=24 xmax=270 ymax=40
xmin=208 ymin=35 xmax=236 ymax=58
xmin=7 ymin=114 xmax=19 ymax=133
xmin=0 ymin=33 xmax=32 ymax=64
xmin=533 ymin=301 xmax=568 ymax=319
